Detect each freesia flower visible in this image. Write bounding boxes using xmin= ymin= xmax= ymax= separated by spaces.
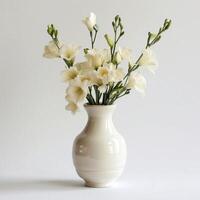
xmin=97 ymin=63 xmax=114 ymax=85
xmin=98 ymin=66 xmax=110 ymax=79
xmin=94 ymin=64 xmax=124 ymax=92
xmin=82 ymin=12 xmax=96 ymax=32
xmin=61 ymin=67 xmax=79 ymax=82
xmin=43 ymin=15 xmax=171 ymax=111
xmin=114 ymin=68 xmax=124 ymax=81
xmin=65 ymin=101 xmax=79 ymax=113
xmin=75 ymin=61 xmax=92 ymax=72
xmin=138 ymin=48 xmax=158 ymax=73
xmin=43 ymin=41 xmax=60 ymax=58
xmin=97 ymin=63 xmax=124 ymax=84
xmin=79 ymin=71 xmax=96 ymax=86
xmin=66 ymin=78 xmax=88 ymax=102
xmin=126 ymin=73 xmax=147 ymax=94
xmin=60 ymin=44 xmax=81 ymax=62
xmin=89 ymin=71 xmax=103 ymax=85
xmin=85 ymin=49 xmax=110 ymax=69
xmin=90 ymin=71 xmax=107 ymax=93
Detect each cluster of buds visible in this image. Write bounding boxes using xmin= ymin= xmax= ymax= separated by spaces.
xmin=47 ymin=24 xmax=58 ymax=42
xmin=146 ymin=19 xmax=172 ymax=48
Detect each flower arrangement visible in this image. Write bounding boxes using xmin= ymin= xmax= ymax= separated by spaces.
xmin=43 ymin=13 xmax=171 ymax=113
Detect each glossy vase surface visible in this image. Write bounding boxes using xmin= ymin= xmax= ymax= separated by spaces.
xmin=72 ymin=104 xmax=127 ymax=188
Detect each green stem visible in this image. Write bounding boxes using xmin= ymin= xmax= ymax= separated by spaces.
xmin=93 ymin=30 xmax=97 ymax=48
xmin=89 ymin=29 xmax=98 ymax=49
xmin=123 ymin=53 xmax=143 ymax=83
xmin=87 ymin=86 xmax=96 ymax=105
xmin=94 ymin=85 xmax=100 ymax=104
xmin=111 ymin=29 xmax=117 ymax=61
xmin=90 ymin=31 xmax=93 ymax=49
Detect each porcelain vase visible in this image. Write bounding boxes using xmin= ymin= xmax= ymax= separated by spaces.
xmin=72 ymin=104 xmax=127 ymax=188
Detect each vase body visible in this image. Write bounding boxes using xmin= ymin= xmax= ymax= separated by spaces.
xmin=72 ymin=105 xmax=127 ymax=188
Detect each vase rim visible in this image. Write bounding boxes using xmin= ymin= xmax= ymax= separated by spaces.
xmin=84 ymin=104 xmax=116 ymax=108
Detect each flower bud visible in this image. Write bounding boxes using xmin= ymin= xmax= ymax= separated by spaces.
xmin=149 ymin=32 xmax=157 ymax=41
xmin=84 ymin=48 xmax=89 ymax=54
xmin=114 ymin=52 xmax=122 ymax=64
xmin=104 ymin=34 xmax=114 ymax=47
xmin=82 ymin=12 xmax=96 ymax=32
xmin=115 ymin=15 xmax=120 ymax=22
xmin=164 ymin=19 xmax=171 ymax=29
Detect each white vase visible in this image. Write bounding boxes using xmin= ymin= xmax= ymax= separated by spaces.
xmin=72 ymin=104 xmax=127 ymax=188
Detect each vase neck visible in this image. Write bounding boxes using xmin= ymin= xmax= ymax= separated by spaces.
xmin=84 ymin=105 xmax=116 ymax=119
xmin=83 ymin=105 xmax=117 ymax=136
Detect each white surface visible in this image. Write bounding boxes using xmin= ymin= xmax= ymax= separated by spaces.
xmin=0 ymin=0 xmax=200 ymax=199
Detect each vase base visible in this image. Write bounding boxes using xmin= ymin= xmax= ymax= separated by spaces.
xmin=85 ymin=181 xmax=114 ymax=188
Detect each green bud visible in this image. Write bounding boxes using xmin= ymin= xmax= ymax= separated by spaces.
xmin=164 ymin=19 xmax=171 ymax=30
xmin=104 ymin=34 xmax=114 ymax=47
xmin=153 ymin=35 xmax=161 ymax=43
xmin=115 ymin=15 xmax=119 ymax=22
xmin=84 ymin=48 xmax=89 ymax=54
xmin=55 ymin=30 xmax=58 ymax=38
xmin=112 ymin=21 xmax=115 ymax=28
xmin=47 ymin=26 xmax=53 ymax=36
xmin=149 ymin=32 xmax=157 ymax=41
xmin=119 ymin=22 xmax=123 ymax=30
xmin=118 ymin=17 xmax=121 ymax=24
xmin=120 ymin=31 xmax=125 ymax=36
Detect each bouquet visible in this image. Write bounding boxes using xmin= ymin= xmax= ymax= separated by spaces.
xmin=43 ymin=13 xmax=171 ymax=113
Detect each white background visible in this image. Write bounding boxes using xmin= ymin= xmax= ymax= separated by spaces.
xmin=0 ymin=0 xmax=200 ymax=199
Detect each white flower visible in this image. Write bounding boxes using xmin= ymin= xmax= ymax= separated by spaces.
xmin=118 ymin=47 xmax=132 ymax=60
xmin=61 ymin=67 xmax=79 ymax=82
xmin=65 ymin=101 xmax=79 ymax=114
xmin=43 ymin=41 xmax=60 ymax=58
xmin=98 ymin=65 xmax=110 ymax=79
xmin=89 ymin=71 xmax=104 ymax=85
xmin=82 ymin=12 xmax=96 ymax=32
xmin=97 ymin=63 xmax=114 ymax=84
xmin=75 ymin=61 xmax=92 ymax=72
xmin=114 ymin=68 xmax=124 ymax=81
xmin=91 ymin=63 xmax=124 ymax=93
xmin=97 ymin=63 xmax=124 ymax=84
xmin=60 ymin=44 xmax=80 ymax=61
xmin=66 ymin=78 xmax=88 ymax=102
xmin=127 ymin=73 xmax=147 ymax=94
xmin=79 ymin=71 xmax=96 ymax=86
xmin=88 ymin=70 xmax=107 ymax=92
xmin=74 ymin=62 xmax=96 ymax=85
xmin=85 ymin=49 xmax=110 ymax=69
xmin=138 ymin=48 xmax=158 ymax=73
